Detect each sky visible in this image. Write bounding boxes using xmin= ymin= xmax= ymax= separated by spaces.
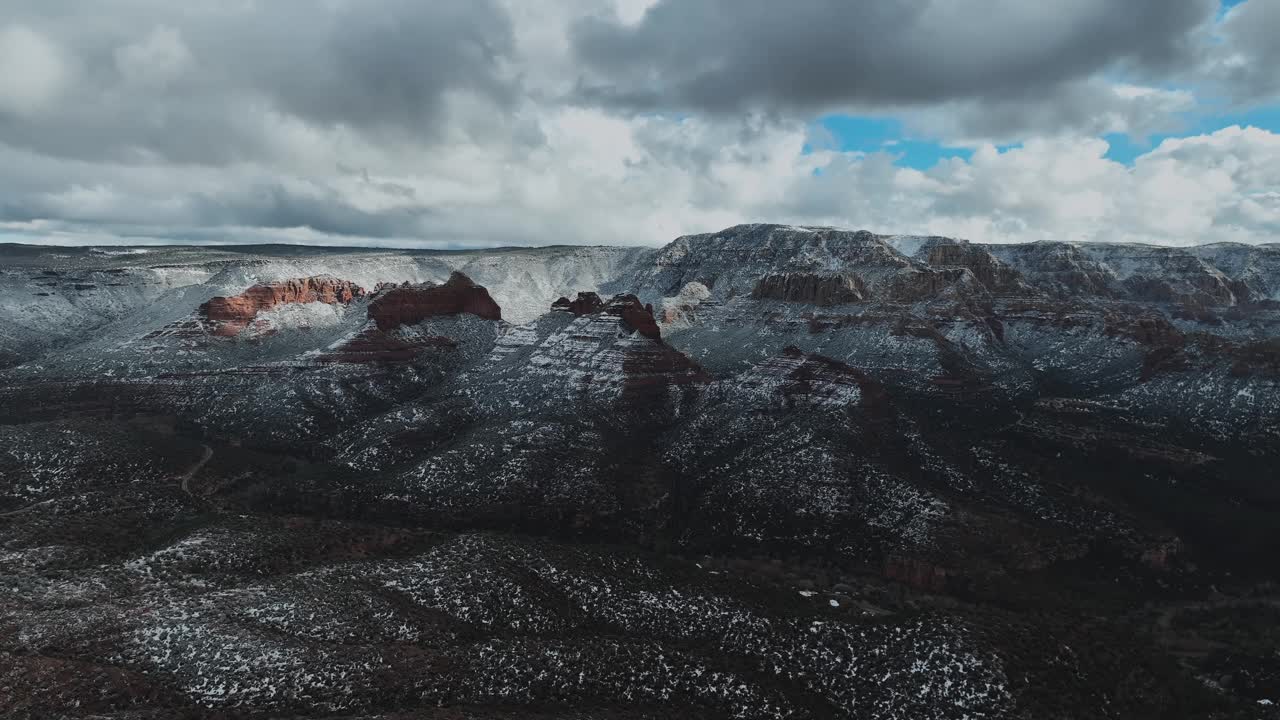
xmin=0 ymin=0 xmax=1278 ymax=248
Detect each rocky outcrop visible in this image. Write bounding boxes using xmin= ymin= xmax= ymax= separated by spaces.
xmin=368 ymin=272 xmax=502 ymax=331
xmin=924 ymin=242 xmax=1034 ymax=296
xmin=984 ymin=242 xmax=1123 ymax=299
xmin=199 ymin=277 xmax=365 ymax=337
xmin=622 ymin=341 xmax=710 ymax=393
xmin=660 ymin=282 xmax=712 ymax=327
xmin=519 ymin=292 xmax=707 ymax=395
xmin=555 ymin=292 xmax=660 ymax=337
xmin=606 ymin=294 xmax=662 ymax=340
xmin=751 ymin=273 xmax=866 ymax=305
xmin=552 ymin=292 xmax=605 ymax=316
xmin=316 ymin=273 xmax=503 ymax=364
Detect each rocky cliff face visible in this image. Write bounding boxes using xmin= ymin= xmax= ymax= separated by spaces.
xmin=751 ymin=272 xmax=867 ymax=305
xmin=479 ymin=292 xmax=706 ymax=407
xmin=626 ymin=224 xmax=1280 ymax=436
xmin=369 ymin=271 xmax=502 ymax=330
xmin=320 ymin=272 xmax=504 ymax=364
xmin=552 ymin=291 xmax=606 ymax=315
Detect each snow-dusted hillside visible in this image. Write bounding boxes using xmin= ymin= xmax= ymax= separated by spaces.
xmin=0 ymin=244 xmax=646 ymax=366
xmin=2 ymin=227 xmax=1280 ymax=718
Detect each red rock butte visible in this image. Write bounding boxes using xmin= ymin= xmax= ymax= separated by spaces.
xmin=552 ymin=292 xmax=606 ymax=316
xmin=368 ymin=272 xmax=502 ymax=331
xmin=554 ymin=291 xmax=663 ymax=341
xmin=199 ymin=277 xmax=367 ymax=337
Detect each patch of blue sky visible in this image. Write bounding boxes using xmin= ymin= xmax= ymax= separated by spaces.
xmin=1104 ymin=104 xmax=1280 ymax=163
xmin=807 ymin=115 xmax=975 ymax=170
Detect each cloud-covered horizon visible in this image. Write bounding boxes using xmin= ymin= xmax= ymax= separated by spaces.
xmin=1 ymin=0 xmax=1278 ymax=248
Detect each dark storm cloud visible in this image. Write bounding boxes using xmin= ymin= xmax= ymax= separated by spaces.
xmin=0 ymin=139 xmax=428 ymax=240
xmin=0 ymin=0 xmax=516 ymax=165
xmin=210 ymin=0 xmax=517 ymax=138
xmin=188 ymin=184 xmax=430 ymax=240
xmin=570 ymin=0 xmax=1216 ymax=114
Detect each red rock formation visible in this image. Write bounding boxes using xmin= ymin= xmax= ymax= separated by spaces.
xmin=544 ymin=291 xmax=707 ymax=393
xmin=199 ymin=277 xmax=366 ymax=337
xmin=368 ymin=272 xmax=502 ymax=331
xmin=558 ymin=292 xmax=664 ymax=340
xmin=552 ymin=292 xmax=605 ymax=315
xmin=316 ymin=273 xmax=502 ymax=363
xmin=606 ymin=294 xmax=706 ymax=390
xmin=606 ymin=294 xmax=662 ymax=340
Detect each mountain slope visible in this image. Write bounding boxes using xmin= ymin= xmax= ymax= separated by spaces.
xmin=2 ymin=227 xmax=1279 ymax=719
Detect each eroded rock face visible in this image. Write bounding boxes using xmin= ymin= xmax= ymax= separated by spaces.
xmin=552 ymin=292 xmax=605 ymax=316
xmin=317 ymin=273 xmax=503 ymax=364
xmin=660 ymin=282 xmax=712 ymax=327
xmin=617 ymin=297 xmax=708 ymax=392
xmin=368 ymin=272 xmax=502 ymax=330
xmin=199 ymin=277 xmax=366 ymax=337
xmin=517 ymin=292 xmax=706 ymax=395
xmin=752 ymin=273 xmax=866 ymax=305
xmin=924 ymin=242 xmax=1033 ymax=296
xmin=554 ymin=291 xmax=663 ymax=339
xmin=606 ymin=294 xmax=662 ymax=340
